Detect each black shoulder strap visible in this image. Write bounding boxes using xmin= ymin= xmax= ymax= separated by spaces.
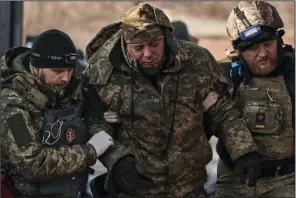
xmin=283 ymin=44 xmax=295 ymax=53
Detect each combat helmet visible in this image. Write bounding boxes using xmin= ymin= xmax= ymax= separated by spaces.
xmin=226 ymin=1 xmax=284 ymax=51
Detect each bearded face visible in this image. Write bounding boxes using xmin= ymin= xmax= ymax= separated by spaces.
xmin=242 ymin=39 xmax=278 ymax=76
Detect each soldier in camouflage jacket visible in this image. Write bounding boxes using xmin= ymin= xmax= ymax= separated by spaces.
xmin=84 ymin=3 xmax=257 ymax=197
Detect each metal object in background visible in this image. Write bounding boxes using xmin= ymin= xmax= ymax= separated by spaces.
xmin=0 ymin=1 xmax=23 ymax=57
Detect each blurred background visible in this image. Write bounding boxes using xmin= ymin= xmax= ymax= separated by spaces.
xmin=21 ymin=1 xmax=295 ymax=195
xmin=0 ymin=1 xmax=294 ymax=196
xmin=22 ymin=1 xmax=294 ymax=60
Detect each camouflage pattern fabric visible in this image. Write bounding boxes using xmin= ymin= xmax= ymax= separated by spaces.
xmin=122 ymin=3 xmax=171 ymax=44
xmin=218 ymin=54 xmax=294 ymax=159
xmin=226 ymin=1 xmax=284 ymax=42
xmin=238 ymin=76 xmax=293 ymax=159
xmin=0 ymin=47 xmax=97 ymax=195
xmin=84 ymin=3 xmax=257 ymax=197
xmin=216 ymin=158 xmax=295 ymax=197
xmin=216 ymin=47 xmax=295 ymax=197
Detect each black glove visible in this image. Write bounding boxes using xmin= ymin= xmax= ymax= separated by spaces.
xmin=90 ymin=173 xmax=108 ymax=197
xmin=107 ymin=156 xmax=140 ymax=196
xmin=234 ymin=152 xmax=261 ymax=187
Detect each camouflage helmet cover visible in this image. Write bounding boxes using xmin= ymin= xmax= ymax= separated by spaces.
xmin=121 ymin=3 xmax=173 ymax=43
xmin=226 ymin=1 xmax=284 ymax=42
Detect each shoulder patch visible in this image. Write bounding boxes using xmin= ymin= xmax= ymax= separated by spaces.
xmin=7 ymin=113 xmax=33 ymax=148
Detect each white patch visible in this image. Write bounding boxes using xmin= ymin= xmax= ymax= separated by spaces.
xmin=202 ymin=91 xmax=219 ymax=111
xmin=50 ymin=56 xmax=62 ymax=60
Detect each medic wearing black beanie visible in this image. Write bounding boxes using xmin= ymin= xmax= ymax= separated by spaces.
xmin=30 ymin=29 xmax=78 ymax=68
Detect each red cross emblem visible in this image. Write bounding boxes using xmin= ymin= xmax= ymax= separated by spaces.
xmin=255 ymin=112 xmax=266 ymax=129
xmin=256 ymin=113 xmax=264 ymax=121
xmin=65 ymin=127 xmax=76 ymax=143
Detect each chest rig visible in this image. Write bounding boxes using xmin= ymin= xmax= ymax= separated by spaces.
xmin=236 ymin=75 xmax=294 ymax=159
xmin=1 ymin=67 xmax=90 ymax=197
xmin=42 ymin=105 xmax=88 ymax=146
xmin=35 ymin=105 xmax=89 ymax=197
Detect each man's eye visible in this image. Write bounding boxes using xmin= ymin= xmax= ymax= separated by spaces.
xmin=264 ymin=41 xmax=272 ymax=47
xmin=150 ymin=42 xmax=159 ymax=47
xmin=249 ymin=45 xmax=258 ymax=51
xmin=52 ymin=69 xmax=65 ymax=73
xmin=133 ymin=46 xmax=143 ymax=51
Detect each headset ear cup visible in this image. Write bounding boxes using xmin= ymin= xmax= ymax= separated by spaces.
xmin=278 ymin=29 xmax=285 ymax=38
xmin=239 ymin=57 xmax=250 ymax=84
xmin=229 ymin=56 xmax=250 ymax=99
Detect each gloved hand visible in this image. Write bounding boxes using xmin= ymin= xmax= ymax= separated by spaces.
xmin=104 ymin=110 xmax=121 ymax=124
xmin=89 ymin=173 xmax=108 ymax=197
xmin=87 ymin=131 xmax=114 ymax=157
xmin=107 ymin=156 xmax=140 ymax=195
xmin=234 ymin=152 xmax=261 ymax=187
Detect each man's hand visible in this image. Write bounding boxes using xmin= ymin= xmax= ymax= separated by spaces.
xmin=202 ymin=91 xmax=219 ymax=111
xmin=234 ymin=152 xmax=261 ymax=187
xmin=87 ymin=131 xmax=114 ymax=157
xmin=104 ymin=111 xmax=121 ymax=124
xmin=107 ymin=156 xmax=140 ymax=195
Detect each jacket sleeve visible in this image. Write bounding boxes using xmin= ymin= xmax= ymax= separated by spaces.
xmin=83 ymin=85 xmax=134 ymax=172
xmin=203 ymin=59 xmax=234 ymax=140
xmin=1 ymin=89 xmax=97 ymax=181
xmin=196 ymin=48 xmax=258 ymax=161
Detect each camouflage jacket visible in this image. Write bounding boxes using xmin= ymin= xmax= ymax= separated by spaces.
xmin=216 ymin=45 xmax=295 ymax=167
xmin=0 ymin=47 xmax=97 ymax=182
xmin=84 ymin=23 xmax=257 ymax=197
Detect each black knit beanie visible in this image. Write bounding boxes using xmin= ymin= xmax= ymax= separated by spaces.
xmin=30 ymin=29 xmax=78 ymax=68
